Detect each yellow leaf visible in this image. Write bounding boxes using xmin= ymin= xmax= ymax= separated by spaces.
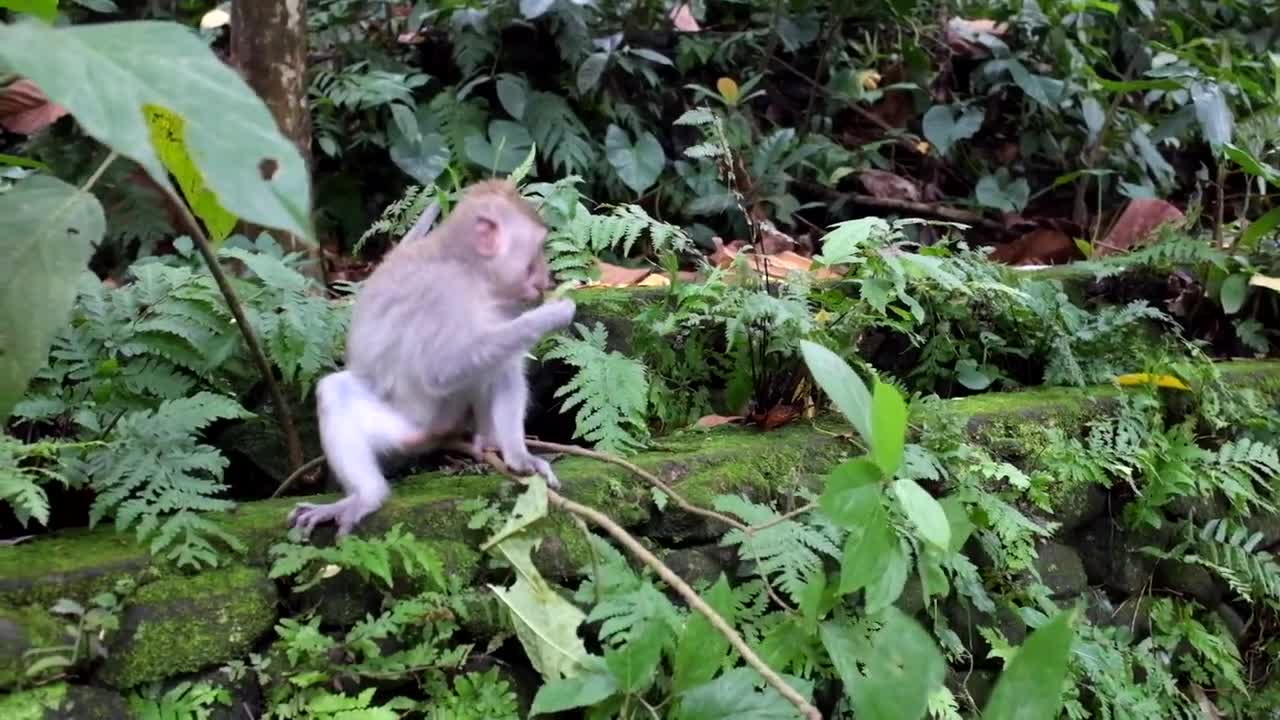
xmin=1248 ymin=274 xmax=1280 ymax=293
xmin=716 ymin=77 xmax=740 ymax=104
xmin=144 ymin=105 xmax=238 ymax=245
xmin=860 ymin=70 xmax=882 ymax=90
xmin=915 ymin=140 xmax=930 ymax=154
xmin=1114 ymin=373 xmax=1190 ymax=391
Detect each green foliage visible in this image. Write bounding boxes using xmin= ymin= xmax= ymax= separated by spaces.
xmin=1175 ymin=518 xmax=1280 ymax=610
xmin=21 ymin=587 xmax=127 ymax=686
xmin=82 ymin=391 xmax=252 ymax=567
xmin=268 ymin=523 xmax=446 ymax=593
xmin=0 ymin=174 xmax=105 ymax=422
xmin=0 ymin=19 xmax=313 ymax=241
xmin=542 ymin=322 xmax=650 ymax=455
xmin=128 ymin=680 xmax=231 ymax=720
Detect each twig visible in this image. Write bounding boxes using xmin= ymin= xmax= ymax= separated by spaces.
xmin=526 ymin=439 xmax=749 ymax=532
xmin=478 ymin=448 xmax=822 ymax=720
xmin=80 ymin=150 xmax=119 ymax=194
xmin=747 ymin=502 xmax=816 ymax=535
xmin=797 ymin=181 xmax=1005 ymax=232
xmin=1072 ymin=56 xmax=1138 ymax=229
xmin=162 ymin=188 xmax=304 ymax=472
xmin=270 ymin=455 xmax=325 ymax=498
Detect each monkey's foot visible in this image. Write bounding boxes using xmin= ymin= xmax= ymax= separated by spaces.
xmin=288 ymin=497 xmax=378 ymax=539
xmin=504 ymin=452 xmax=561 ymax=489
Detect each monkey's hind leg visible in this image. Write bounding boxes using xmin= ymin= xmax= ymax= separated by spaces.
xmin=288 ymin=372 xmax=426 ymax=538
xmin=477 ymin=361 xmax=561 ymax=488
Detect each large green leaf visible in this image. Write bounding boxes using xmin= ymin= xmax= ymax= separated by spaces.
xmin=0 ymin=20 xmax=313 ymax=242
xmin=845 ymin=607 xmax=945 ymax=720
xmin=0 ymin=174 xmax=105 ymax=422
xmin=672 ymin=574 xmax=736 ymax=693
xmin=530 ymin=669 xmax=618 ymax=715
xmin=982 ymin=611 xmax=1075 ymax=720
xmin=0 ymin=0 xmax=57 ymax=22
xmin=605 ymin=124 xmax=665 ymax=194
xmin=819 ymin=458 xmax=884 ymax=528
xmin=1240 ymin=207 xmax=1280 ymax=251
xmin=838 ymin=505 xmax=894 ymax=595
xmin=800 ymin=340 xmax=872 ymax=444
xmin=388 ymin=103 xmax=451 ymax=186
xmin=677 ymin=668 xmax=811 ymax=720
xmin=464 ymin=119 xmax=535 ymax=174
xmin=1220 ymin=272 xmax=1249 ymax=315
xmin=145 ymin=105 xmax=237 ymax=246
xmin=892 ymin=478 xmax=951 ymax=550
xmin=870 ymin=381 xmax=907 ymax=476
xmin=922 ymin=104 xmax=983 ymax=156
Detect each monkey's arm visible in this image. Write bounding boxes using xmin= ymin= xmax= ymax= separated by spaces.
xmin=424 ymin=299 xmax=575 ymax=392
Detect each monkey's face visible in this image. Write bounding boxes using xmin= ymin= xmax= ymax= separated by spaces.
xmin=490 ymin=217 xmax=552 ymax=304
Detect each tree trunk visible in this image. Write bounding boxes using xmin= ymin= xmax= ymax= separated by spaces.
xmin=230 ymin=0 xmax=324 ymax=282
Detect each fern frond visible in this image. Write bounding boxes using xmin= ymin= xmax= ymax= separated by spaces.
xmin=542 ymin=323 xmax=650 ymax=454
xmin=715 ymin=495 xmax=841 ymax=605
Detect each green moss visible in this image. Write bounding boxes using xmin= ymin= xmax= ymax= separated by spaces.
xmin=0 ymin=528 xmax=167 ymax=609
xmin=0 ymin=605 xmax=75 ymax=690
xmin=1216 ymin=359 xmax=1280 ymax=395
xmin=96 ymin=565 xmax=277 ymax=689
xmin=0 ymin=683 xmax=66 ymax=720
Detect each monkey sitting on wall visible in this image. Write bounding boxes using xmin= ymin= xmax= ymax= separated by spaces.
xmin=289 ymin=180 xmax=576 ymax=537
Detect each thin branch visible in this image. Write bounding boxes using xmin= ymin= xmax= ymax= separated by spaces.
xmin=526 ymin=439 xmax=750 ymax=532
xmin=163 ymin=189 xmax=304 ymax=472
xmin=747 ymin=502 xmax=816 ymax=535
xmin=477 ymin=448 xmax=822 ymax=720
xmin=270 ymin=455 xmax=325 ymax=498
xmin=81 ymin=150 xmax=119 ymax=194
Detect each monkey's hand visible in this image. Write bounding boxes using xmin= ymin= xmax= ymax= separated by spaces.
xmin=530 ymin=298 xmax=576 ymax=334
xmin=288 ymin=496 xmax=381 ymax=539
xmin=504 ymin=450 xmax=561 ymax=489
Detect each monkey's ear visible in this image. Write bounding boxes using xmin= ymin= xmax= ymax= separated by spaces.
xmin=473 ymin=215 xmax=503 ymax=257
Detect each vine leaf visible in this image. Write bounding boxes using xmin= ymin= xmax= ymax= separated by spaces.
xmin=0 ymin=20 xmax=314 ymax=242
xmin=922 ymin=104 xmax=983 ymax=156
xmin=0 ymin=175 xmax=105 ymax=422
xmin=388 ymin=103 xmax=451 ymax=186
xmin=464 ymin=120 xmax=535 ymax=174
xmin=605 ymin=124 xmax=665 ymax=194
xmin=982 ymin=610 xmax=1075 ymax=720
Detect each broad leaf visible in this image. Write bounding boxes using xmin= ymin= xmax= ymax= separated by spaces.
xmin=975 ymin=173 xmax=1030 ymax=213
xmin=0 ymin=20 xmax=313 ymax=241
xmin=530 ymin=669 xmax=618 ymax=715
xmin=892 ymin=478 xmax=951 ymax=550
xmin=870 ymin=382 xmax=907 ymax=476
xmin=1220 ymin=272 xmax=1249 ymax=315
xmin=1190 ymin=81 xmax=1233 ymax=150
xmin=0 ymin=0 xmax=57 ymax=22
xmin=819 ymin=458 xmax=884 ymax=528
xmin=577 ymin=52 xmax=609 ymax=94
xmin=1080 ymin=96 xmax=1104 ymax=144
xmin=956 ymin=359 xmax=994 ymax=390
xmin=800 ymin=340 xmax=873 ymax=444
xmin=862 ymin=539 xmax=909 ymax=612
xmin=605 ymin=124 xmax=665 ymax=194
xmin=677 ymin=668 xmax=811 ymax=720
xmin=605 ymin=627 xmax=664 ymax=694
xmin=519 ymin=0 xmax=555 ymax=19
xmin=463 ymin=120 xmax=534 ymax=174
xmin=388 ymin=104 xmax=451 ymax=186
xmin=922 ymin=104 xmax=983 ymax=156
xmin=982 ymin=611 xmax=1075 ymax=720
xmin=672 ymin=574 xmax=735 ymax=693
xmin=496 ymin=74 xmax=528 ymax=119
xmin=846 ymin=607 xmax=945 ymax=720
xmin=838 ymin=505 xmax=894 ymax=595
xmin=1240 ymin=207 xmax=1280 ymax=251
xmin=144 ymin=105 xmax=237 ymax=246
xmin=0 ymin=175 xmax=105 ymax=422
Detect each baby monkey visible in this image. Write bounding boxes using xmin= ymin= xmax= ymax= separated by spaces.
xmin=289 ymin=180 xmax=575 ymax=537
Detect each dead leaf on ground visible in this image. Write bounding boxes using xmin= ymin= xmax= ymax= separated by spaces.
xmin=595 ymin=260 xmax=653 ymax=287
xmin=990 ymin=228 xmax=1079 ymax=266
xmin=713 ymin=241 xmax=842 ymax=280
xmin=670 ymin=3 xmax=700 ymax=31
xmin=1096 ymin=198 xmax=1185 ymax=257
xmin=695 ymin=414 xmax=744 ymax=429
xmin=859 ymin=169 xmax=921 ymax=202
xmin=636 ymin=273 xmax=671 ymax=287
xmin=0 ymin=79 xmax=68 ymax=135
xmin=751 ymin=404 xmax=802 ymax=431
xmin=946 ymin=18 xmax=1009 ymax=58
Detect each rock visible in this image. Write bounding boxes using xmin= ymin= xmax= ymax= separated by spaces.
xmin=1075 ymin=516 xmax=1172 ymax=595
xmin=95 ymin=566 xmax=279 ymax=689
xmin=0 ymin=604 xmax=82 ymax=690
xmin=1050 ymin=484 xmax=1109 ymax=536
xmin=959 ymin=669 xmax=999 ymax=709
xmin=1165 ymin=493 xmax=1227 ymax=521
xmin=1214 ymin=603 xmax=1247 ymax=644
xmin=0 ymin=682 xmax=130 ymax=719
xmin=946 ymin=599 xmax=1026 ymax=663
xmin=663 ymin=546 xmax=735 ymax=588
xmin=1154 ymin=560 xmax=1222 ymax=604
xmin=1081 ymin=588 xmax=1117 ymax=627
xmin=1109 ymin=595 xmax=1155 ymax=640
xmin=1024 ymin=542 xmax=1088 ymax=598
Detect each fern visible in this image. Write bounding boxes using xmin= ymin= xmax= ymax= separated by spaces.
xmin=128 ymin=680 xmax=230 ymax=720
xmin=269 ymin=523 xmax=446 ymax=592
xmin=1180 ymin=518 xmax=1280 ymax=608
xmin=427 ymin=89 xmax=488 ymax=163
xmin=1205 ymin=437 xmax=1280 ymax=513
xmin=0 ymin=435 xmax=90 ymax=528
xmin=543 ymin=322 xmax=650 ymax=454
xmin=354 ymin=183 xmax=435 ymax=255
xmin=714 ymin=494 xmax=842 ymax=605
xmin=83 ymin=392 xmax=253 ymax=568
xmin=525 ymin=91 xmax=596 ymax=176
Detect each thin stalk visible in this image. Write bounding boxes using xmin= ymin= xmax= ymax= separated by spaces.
xmin=163 ymin=188 xmax=304 ymax=472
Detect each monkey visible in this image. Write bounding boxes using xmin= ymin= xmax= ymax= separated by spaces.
xmin=288 ymin=180 xmax=576 ymax=537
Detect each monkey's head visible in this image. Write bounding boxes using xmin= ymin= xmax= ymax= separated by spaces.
xmin=447 ymin=180 xmax=553 ymax=304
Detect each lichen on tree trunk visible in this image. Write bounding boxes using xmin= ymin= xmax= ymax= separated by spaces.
xmin=230 ymin=0 xmax=322 ymax=281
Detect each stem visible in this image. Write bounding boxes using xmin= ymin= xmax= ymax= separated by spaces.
xmin=1213 ymin=160 xmax=1227 ymax=249
xmin=270 ymin=455 xmax=325 ymax=498
xmin=478 ymin=449 xmax=822 ymax=720
xmin=81 ymin=150 xmax=119 ymax=194
xmin=525 ymin=439 xmax=749 ymax=532
xmin=163 ymin=188 xmax=304 ymax=472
